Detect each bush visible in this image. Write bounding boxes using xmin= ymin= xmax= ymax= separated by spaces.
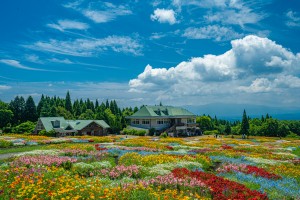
xmin=137 ymin=130 xmax=146 ymax=136
xmin=72 ymin=162 xmax=95 ymax=177
xmin=286 ymin=132 xmax=300 ymax=138
xmin=148 ymin=128 xmax=156 ymax=136
xmin=12 ymin=121 xmax=36 ymax=134
xmin=0 ymin=139 xmax=13 ymax=148
xmin=160 ymin=132 xmax=168 ymax=138
xmin=62 ymin=160 xmax=73 ymax=170
xmin=122 ymin=128 xmax=146 ymax=136
xmin=38 ymin=130 xmax=56 ymax=137
xmin=203 ymin=130 xmax=219 ymax=135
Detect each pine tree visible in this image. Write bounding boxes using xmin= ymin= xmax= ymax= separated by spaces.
xmin=266 ymin=113 xmax=270 ymax=120
xmin=65 ymin=91 xmax=72 ymax=113
xmin=240 ymin=109 xmax=249 ymax=138
xmin=9 ymin=96 xmax=26 ymax=124
xmin=224 ymin=122 xmax=231 ymax=135
xmin=24 ymin=96 xmax=38 ymax=122
xmin=95 ymin=99 xmax=99 ymax=108
xmin=261 ymin=115 xmax=265 ymax=122
xmin=105 ymin=99 xmax=109 ymax=109
xmin=37 ymin=94 xmax=45 ymax=117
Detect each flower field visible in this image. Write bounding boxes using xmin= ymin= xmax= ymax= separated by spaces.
xmin=0 ymin=135 xmax=299 ymax=200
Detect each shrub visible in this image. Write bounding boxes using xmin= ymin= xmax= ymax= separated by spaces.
xmin=148 ymin=128 xmax=156 ymax=136
xmin=286 ymin=132 xmax=299 ymax=138
xmin=122 ymin=128 xmax=146 ymax=136
xmin=61 ymin=160 xmax=73 ymax=170
xmin=0 ymin=139 xmax=13 ymax=148
xmin=12 ymin=121 xmax=36 ymax=134
xmin=203 ymin=130 xmax=219 ymax=135
xmin=137 ymin=130 xmax=146 ymax=136
xmin=72 ymin=162 xmax=95 ymax=177
xmin=160 ymin=132 xmax=168 ymax=138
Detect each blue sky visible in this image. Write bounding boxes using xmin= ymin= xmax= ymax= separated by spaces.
xmin=0 ymin=0 xmax=300 ymax=115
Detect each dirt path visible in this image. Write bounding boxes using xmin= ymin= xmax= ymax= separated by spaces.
xmin=0 ymin=153 xmax=18 ymax=160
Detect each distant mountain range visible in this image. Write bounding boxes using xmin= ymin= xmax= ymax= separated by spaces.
xmin=183 ymin=104 xmax=300 ymax=121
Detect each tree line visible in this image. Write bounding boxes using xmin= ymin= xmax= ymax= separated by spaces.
xmin=196 ymin=110 xmax=300 ymax=138
xmin=0 ymin=91 xmax=138 ymax=134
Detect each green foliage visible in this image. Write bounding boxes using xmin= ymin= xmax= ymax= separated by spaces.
xmin=123 ymin=128 xmax=146 ymax=136
xmin=72 ymin=162 xmax=95 ymax=177
xmin=38 ymin=129 xmax=56 ymax=137
xmin=260 ymin=118 xmax=279 ymax=137
xmin=292 ymin=147 xmax=300 ymax=157
xmin=62 ymin=161 xmax=73 ymax=170
xmin=12 ymin=121 xmax=36 ymax=134
xmin=203 ymin=130 xmax=219 ymax=135
xmin=148 ymin=128 xmax=156 ymax=136
xmin=286 ymin=132 xmax=300 ymax=138
xmin=0 ymin=139 xmax=13 ymax=148
xmin=240 ymin=109 xmax=249 ymax=137
xmin=224 ymin=123 xmax=231 ymax=135
xmin=196 ymin=116 xmax=213 ymax=131
xmin=159 ymin=132 xmax=168 ymax=138
xmin=0 ymin=109 xmax=13 ymax=128
xmin=24 ymin=96 xmax=38 ymax=122
xmin=79 ymin=109 xmax=94 ymax=120
xmin=56 ymin=106 xmax=73 ymax=119
xmin=9 ymin=96 xmax=26 ymax=124
xmin=65 ymin=91 xmax=72 ymax=113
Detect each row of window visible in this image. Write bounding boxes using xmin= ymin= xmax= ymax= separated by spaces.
xmin=132 ymin=118 xmax=196 ymax=125
xmin=132 ymin=119 xmax=170 ymax=125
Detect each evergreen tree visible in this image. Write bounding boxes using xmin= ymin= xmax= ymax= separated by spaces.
xmin=105 ymin=99 xmax=109 ymax=108
xmin=261 ymin=115 xmax=265 ymax=122
xmin=65 ymin=91 xmax=72 ymax=113
xmin=37 ymin=94 xmax=45 ymax=117
xmin=9 ymin=96 xmax=26 ymax=124
xmin=240 ymin=109 xmax=249 ymax=138
xmin=95 ymin=99 xmax=99 ymax=108
xmin=133 ymin=106 xmax=139 ymax=113
xmin=224 ymin=122 xmax=231 ymax=135
xmin=266 ymin=113 xmax=270 ymax=120
xmin=24 ymin=96 xmax=38 ymax=122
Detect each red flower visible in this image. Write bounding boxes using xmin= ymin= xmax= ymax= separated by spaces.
xmin=171 ymin=168 xmax=268 ymax=200
xmin=165 ymin=146 xmax=174 ymax=150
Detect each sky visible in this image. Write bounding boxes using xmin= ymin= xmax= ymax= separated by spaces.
xmin=0 ymin=0 xmax=300 ymax=116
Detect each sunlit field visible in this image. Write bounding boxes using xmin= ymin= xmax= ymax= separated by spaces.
xmin=0 ymin=135 xmax=299 ymax=200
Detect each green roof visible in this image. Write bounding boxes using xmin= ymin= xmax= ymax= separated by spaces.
xmin=40 ymin=117 xmax=68 ymax=132
xmin=67 ymin=120 xmax=110 ymax=130
xmin=127 ymin=106 xmax=195 ymax=118
xmin=39 ymin=117 xmax=110 ymax=132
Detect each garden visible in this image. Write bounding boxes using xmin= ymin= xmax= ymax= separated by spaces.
xmin=0 ymin=135 xmax=299 ymax=200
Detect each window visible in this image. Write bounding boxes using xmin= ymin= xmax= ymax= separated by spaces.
xmin=187 ymin=118 xmax=196 ymax=123
xmin=157 ymin=120 xmax=164 ymax=124
xmin=51 ymin=120 xmax=60 ymax=128
xmin=132 ymin=119 xmax=140 ymax=124
xmin=142 ymin=120 xmax=150 ymax=124
xmin=164 ymin=119 xmax=170 ymax=124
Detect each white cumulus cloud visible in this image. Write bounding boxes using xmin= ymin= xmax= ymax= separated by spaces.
xmin=151 ymin=9 xmax=177 ymax=25
xmin=129 ymin=35 xmax=300 ymax=100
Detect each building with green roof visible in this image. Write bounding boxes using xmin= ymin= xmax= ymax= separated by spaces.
xmin=126 ymin=106 xmax=197 ymax=135
xmin=34 ymin=117 xmax=110 ymax=136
